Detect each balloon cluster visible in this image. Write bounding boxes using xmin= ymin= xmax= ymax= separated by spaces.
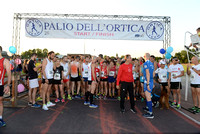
xmin=9 ymin=46 xmax=16 ymax=54
xmin=159 ymin=46 xmax=173 ymax=59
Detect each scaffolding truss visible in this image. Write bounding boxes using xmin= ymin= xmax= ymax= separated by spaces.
xmin=12 ymin=13 xmax=171 ymax=54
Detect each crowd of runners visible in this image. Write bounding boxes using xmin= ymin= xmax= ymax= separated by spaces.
xmin=0 ymin=45 xmax=200 ymax=127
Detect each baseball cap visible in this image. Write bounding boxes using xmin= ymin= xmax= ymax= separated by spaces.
xmin=159 ymin=60 xmax=166 ymax=65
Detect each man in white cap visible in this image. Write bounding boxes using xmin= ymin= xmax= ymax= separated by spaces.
xmin=155 ymin=60 xmax=170 ymax=95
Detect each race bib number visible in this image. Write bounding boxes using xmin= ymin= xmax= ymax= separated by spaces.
xmin=109 ymin=71 xmax=115 ymax=76
xmin=54 ymin=73 xmax=61 ymax=80
xmin=133 ymin=72 xmax=136 ymax=78
xmin=64 ymin=68 xmax=68 ymax=73
xmin=172 ymin=73 xmax=177 ymax=78
xmin=84 ymin=71 xmax=89 ymax=77
xmin=101 ymin=71 xmax=104 ymax=77
xmin=96 ymin=72 xmax=99 ymax=77
xmin=161 ymin=74 xmax=167 ymax=81
xmin=63 ymin=69 xmax=68 ymax=77
xmin=48 ymin=71 xmax=53 ymax=78
xmin=190 ymin=74 xmax=195 ymax=81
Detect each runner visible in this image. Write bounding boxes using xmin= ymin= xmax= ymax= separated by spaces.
xmin=108 ymin=60 xmax=116 ymax=98
xmin=116 ymin=54 xmax=136 ymax=114
xmin=60 ymin=56 xmax=71 ymax=100
xmin=23 ymin=59 xmax=29 ymax=87
xmin=100 ymin=61 xmax=108 ymax=99
xmin=28 ymin=53 xmax=42 ymax=108
xmin=81 ymin=56 xmax=90 ymax=97
xmin=132 ymin=59 xmax=140 ymax=99
xmin=150 ymin=55 xmax=158 ymax=71
xmin=139 ymin=58 xmax=145 ymax=101
xmin=116 ymin=58 xmax=121 ymax=100
xmin=0 ymin=46 xmax=11 ymax=127
xmin=187 ymin=56 xmax=200 ymax=113
xmin=84 ymin=56 xmax=98 ymax=108
xmin=53 ymin=58 xmax=65 ymax=103
xmin=98 ymin=54 xmax=104 ymax=67
xmin=42 ymin=51 xmax=56 ymax=110
xmin=168 ymin=57 xmax=184 ymax=109
xmin=155 ymin=60 xmax=170 ymax=95
xmin=95 ymin=60 xmax=100 ymax=98
xmin=70 ymin=56 xmax=81 ymax=99
xmin=142 ymin=53 xmax=154 ymax=119
xmin=35 ymin=58 xmax=43 ymax=102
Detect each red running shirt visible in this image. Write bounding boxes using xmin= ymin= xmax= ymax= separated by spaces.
xmin=116 ymin=63 xmax=134 ymax=86
xmin=0 ymin=58 xmax=6 ymax=85
xmin=100 ymin=66 xmax=108 ymax=79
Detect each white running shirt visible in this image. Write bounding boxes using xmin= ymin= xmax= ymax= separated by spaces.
xmin=43 ymin=58 xmax=53 ymax=79
xmin=190 ymin=64 xmax=200 ymax=84
xmin=82 ymin=63 xmax=89 ymax=78
xmin=61 ymin=62 xmax=69 ymax=79
xmin=168 ymin=64 xmax=184 ymax=82
xmin=155 ymin=68 xmax=168 ymax=83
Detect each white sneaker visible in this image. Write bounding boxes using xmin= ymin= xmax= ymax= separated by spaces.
xmin=47 ymin=101 xmax=56 ymax=107
xmin=42 ymin=104 xmax=49 ymax=111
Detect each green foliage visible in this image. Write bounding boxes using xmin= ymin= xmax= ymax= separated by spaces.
xmin=21 ymin=48 xmax=49 ymax=59
xmin=174 ymin=49 xmax=198 ymax=63
xmin=121 ymin=55 xmax=125 ymax=59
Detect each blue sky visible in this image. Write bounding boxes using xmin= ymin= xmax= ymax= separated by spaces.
xmin=0 ymin=0 xmax=199 ymax=57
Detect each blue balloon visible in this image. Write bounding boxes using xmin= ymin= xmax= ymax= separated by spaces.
xmin=159 ymin=48 xmax=166 ymax=54
xmin=165 ymin=53 xmax=171 ymax=59
xmin=9 ymin=46 xmax=16 ymax=54
xmin=166 ymin=46 xmax=173 ymax=53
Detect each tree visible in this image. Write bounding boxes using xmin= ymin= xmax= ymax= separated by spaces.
xmin=174 ymin=49 xmax=197 ymax=63
xmin=121 ymin=55 xmax=125 ymax=59
xmin=21 ymin=48 xmax=49 ymax=59
xmin=43 ymin=48 xmax=48 ymax=58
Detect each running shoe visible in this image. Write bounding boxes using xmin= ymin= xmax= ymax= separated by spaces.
xmin=28 ymin=102 xmax=32 ymax=106
xmin=177 ymin=104 xmax=181 ymax=109
xmin=117 ymin=97 xmax=121 ymax=101
xmin=120 ymin=109 xmax=125 ymax=113
xmin=195 ymin=108 xmax=200 ymax=113
xmin=189 ymin=106 xmax=197 ymax=111
xmin=171 ymin=102 xmax=176 ymax=107
xmin=143 ymin=106 xmax=149 ymax=112
xmin=0 ymin=119 xmax=6 ymax=127
xmin=155 ymin=102 xmax=160 ymax=108
xmin=127 ymin=96 xmax=130 ymax=100
xmin=68 ymin=95 xmax=72 ymax=100
xmin=36 ymin=97 xmax=43 ymax=102
xmin=42 ymin=104 xmax=49 ymax=111
xmin=63 ymin=95 xmax=66 ymax=100
xmin=61 ymin=99 xmax=65 ymax=103
xmin=103 ymin=96 xmax=107 ymax=100
xmin=47 ymin=101 xmax=56 ymax=107
xmin=141 ymin=98 xmax=144 ymax=102
xmin=89 ymin=104 xmax=98 ymax=108
xmin=31 ymin=103 xmax=41 ymax=108
xmin=143 ymin=113 xmax=154 ymax=119
xmin=130 ymin=108 xmax=137 ymax=114
xmin=84 ymin=101 xmax=90 ymax=105
xmin=55 ymin=99 xmax=60 ymax=103
xmin=134 ymin=97 xmax=137 ymax=101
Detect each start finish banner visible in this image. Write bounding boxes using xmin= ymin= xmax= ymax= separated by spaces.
xmin=25 ymin=18 xmax=165 ymax=41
